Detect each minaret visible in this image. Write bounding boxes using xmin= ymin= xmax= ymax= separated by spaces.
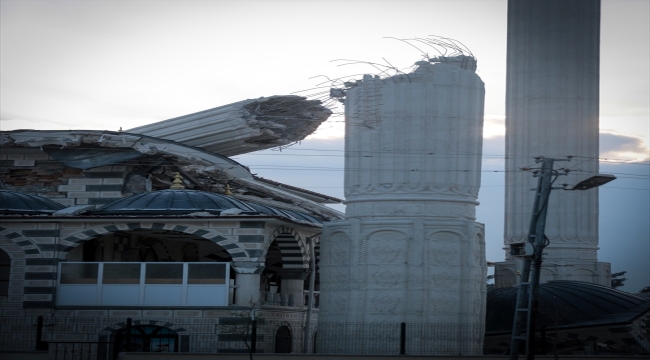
xmin=318 ymin=55 xmax=486 ymax=355
xmin=495 ymin=0 xmax=610 ymax=287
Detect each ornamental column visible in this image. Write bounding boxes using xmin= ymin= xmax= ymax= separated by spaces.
xmin=231 ymin=262 xmax=264 ymax=306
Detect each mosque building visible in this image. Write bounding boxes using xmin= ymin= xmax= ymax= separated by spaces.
xmin=0 ymin=96 xmax=339 ymax=357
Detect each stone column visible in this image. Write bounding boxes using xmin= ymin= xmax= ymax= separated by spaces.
xmin=231 ymin=262 xmax=264 ymax=306
xmin=278 ymin=269 xmax=308 ymax=307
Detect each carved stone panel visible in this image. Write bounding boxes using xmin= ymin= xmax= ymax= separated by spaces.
xmin=428 ymin=292 xmax=459 ymax=318
xmin=367 ymin=231 xmax=407 ymax=264
xmin=367 ymin=264 xmax=403 ymax=288
xmin=327 ymin=232 xmax=351 ymax=265
xmin=428 ymin=231 xmax=462 ymax=266
xmin=368 ymin=291 xmax=402 ymax=315
xmin=429 ymin=266 xmax=460 ymax=289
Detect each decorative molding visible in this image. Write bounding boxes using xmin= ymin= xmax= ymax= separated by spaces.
xmin=0 ymin=226 xmax=42 ymax=257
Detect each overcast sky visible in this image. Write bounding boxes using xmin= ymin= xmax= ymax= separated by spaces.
xmin=1 ymin=0 xmax=648 ymax=291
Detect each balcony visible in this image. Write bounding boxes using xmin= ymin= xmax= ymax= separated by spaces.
xmin=56 ymin=262 xmax=230 ymax=307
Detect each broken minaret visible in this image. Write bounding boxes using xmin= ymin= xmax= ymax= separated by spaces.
xmin=318 ymin=55 xmax=486 ymax=355
xmin=494 ymin=0 xmax=609 ymax=288
xmin=128 ymin=95 xmax=331 ymax=157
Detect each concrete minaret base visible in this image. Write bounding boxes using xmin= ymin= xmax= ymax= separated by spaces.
xmin=319 ymin=219 xmax=485 ymax=354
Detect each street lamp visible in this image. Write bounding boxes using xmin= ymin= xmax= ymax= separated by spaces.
xmin=566 ymin=174 xmax=616 ymax=191
xmin=508 ymin=157 xmax=615 ymax=360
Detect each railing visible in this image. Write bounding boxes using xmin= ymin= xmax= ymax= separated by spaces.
xmin=0 ymin=315 xmax=308 ymax=355
xmin=48 ymin=342 xmax=112 ymax=360
xmin=0 ymin=316 xmax=39 ymax=352
xmin=315 ymin=322 xmax=484 ymax=355
xmin=259 ymin=290 xmax=319 ymax=308
xmin=1 ymin=316 xmax=647 ymax=356
xmin=304 ymin=290 xmax=320 ymax=308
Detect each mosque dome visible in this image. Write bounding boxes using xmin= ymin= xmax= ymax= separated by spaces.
xmin=91 ymin=189 xmax=258 ymax=215
xmin=486 ymin=280 xmax=650 ymax=333
xmin=0 ymin=190 xmax=66 ymax=214
xmin=90 ymin=189 xmax=324 ymax=226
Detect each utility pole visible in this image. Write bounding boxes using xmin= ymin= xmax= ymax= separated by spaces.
xmin=508 ymin=157 xmax=615 ymax=360
xmin=303 ymin=234 xmax=318 ymax=353
xmin=509 ymin=157 xmax=556 ymax=360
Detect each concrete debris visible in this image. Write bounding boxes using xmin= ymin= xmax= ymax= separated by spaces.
xmin=429 ymin=55 xmax=477 ymax=71
xmin=127 ymin=95 xmax=332 ymax=157
xmin=220 ymin=208 xmax=243 ymax=215
xmin=1 ymin=130 xmax=344 ymax=221
xmin=329 ymin=88 xmax=346 ymax=98
xmin=186 ymin=211 xmax=215 ymax=217
xmin=53 ymin=205 xmax=94 ymax=216
xmin=1 ymin=130 xmax=253 ymax=180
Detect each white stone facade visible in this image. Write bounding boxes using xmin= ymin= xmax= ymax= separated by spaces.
xmin=496 ymin=0 xmax=610 ymax=287
xmin=319 ymin=60 xmax=487 ymax=354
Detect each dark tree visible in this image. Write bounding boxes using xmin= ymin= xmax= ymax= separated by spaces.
xmin=486 ymin=275 xmax=495 ymax=291
xmin=611 ymin=271 xmax=627 ymax=289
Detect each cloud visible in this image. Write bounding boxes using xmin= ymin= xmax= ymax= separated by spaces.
xmin=483 ymin=115 xmax=505 ymax=138
xmin=600 ymin=132 xmax=650 ymax=162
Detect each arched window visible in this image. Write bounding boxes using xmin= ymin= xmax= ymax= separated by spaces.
xmin=0 ymin=249 xmax=10 ymax=296
xmin=113 ymin=325 xmax=178 ymax=355
xmin=275 ymin=325 xmax=292 ymax=353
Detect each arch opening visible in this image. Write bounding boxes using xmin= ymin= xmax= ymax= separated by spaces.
xmin=112 ymin=325 xmax=178 ymax=356
xmin=68 ymin=229 xmax=233 ymax=263
xmin=275 ymin=325 xmax=292 ymax=353
xmin=261 ymin=230 xmax=310 ymax=307
xmin=57 ymin=229 xmax=232 ymax=307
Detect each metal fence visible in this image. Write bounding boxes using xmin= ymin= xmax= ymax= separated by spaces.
xmin=48 ymin=342 xmax=112 ymax=360
xmin=0 ymin=315 xmax=38 ymax=352
xmin=315 ymin=322 xmax=484 ymax=355
xmin=1 ymin=316 xmax=647 ymax=357
xmin=0 ymin=315 xmax=305 ymax=358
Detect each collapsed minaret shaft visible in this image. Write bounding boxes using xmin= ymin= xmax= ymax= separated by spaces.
xmin=128 ymin=95 xmax=332 ymax=157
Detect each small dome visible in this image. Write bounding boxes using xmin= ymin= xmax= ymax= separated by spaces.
xmin=0 ymin=190 xmax=66 ymax=214
xmin=92 ymin=189 xmax=258 ymax=215
xmin=486 ymin=280 xmax=650 ymax=333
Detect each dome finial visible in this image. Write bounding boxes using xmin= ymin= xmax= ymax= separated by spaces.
xmin=224 ymin=184 xmax=232 ymax=196
xmin=170 ymin=172 xmax=185 ymax=190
